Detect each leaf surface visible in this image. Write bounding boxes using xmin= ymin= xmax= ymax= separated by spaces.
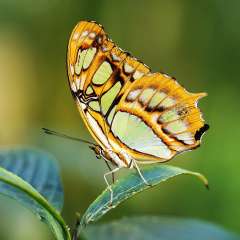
xmin=0 ymin=148 xmax=70 ymax=240
xmin=82 ymin=216 xmax=239 ymax=240
xmin=79 ymin=165 xmax=208 ymax=231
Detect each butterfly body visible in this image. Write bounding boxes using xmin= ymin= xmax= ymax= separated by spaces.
xmin=67 ymin=20 xmax=208 ymax=171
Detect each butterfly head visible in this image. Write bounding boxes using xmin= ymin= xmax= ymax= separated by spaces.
xmin=89 ymin=144 xmax=103 ymax=159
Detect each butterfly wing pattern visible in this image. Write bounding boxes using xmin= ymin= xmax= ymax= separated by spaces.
xmin=67 ymin=20 xmax=209 ymax=168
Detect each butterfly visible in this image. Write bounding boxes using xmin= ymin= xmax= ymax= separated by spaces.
xmin=67 ymin=20 xmax=209 ymax=202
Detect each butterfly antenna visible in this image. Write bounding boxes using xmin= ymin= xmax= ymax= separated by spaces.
xmin=42 ymin=128 xmax=95 ymax=146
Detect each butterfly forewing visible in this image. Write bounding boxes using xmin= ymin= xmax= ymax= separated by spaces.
xmin=67 ymin=21 xmax=150 ymax=151
xmin=67 ymin=20 xmax=208 ymax=164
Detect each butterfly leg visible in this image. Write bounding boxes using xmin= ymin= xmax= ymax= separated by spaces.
xmin=132 ymin=159 xmax=152 ymax=187
xmin=104 ymin=167 xmax=120 ymax=205
xmin=102 ymin=157 xmax=115 ymax=183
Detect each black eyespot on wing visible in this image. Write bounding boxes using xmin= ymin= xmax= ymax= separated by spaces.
xmin=195 ymin=124 xmax=209 ymax=141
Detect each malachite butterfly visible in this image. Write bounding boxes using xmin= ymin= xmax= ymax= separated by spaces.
xmin=67 ymin=20 xmax=209 ymax=198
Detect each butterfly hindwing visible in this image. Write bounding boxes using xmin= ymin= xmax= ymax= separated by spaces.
xmin=110 ymin=73 xmax=208 ymax=162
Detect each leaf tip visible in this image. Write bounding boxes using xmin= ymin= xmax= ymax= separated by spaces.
xmin=195 ymin=172 xmax=209 ymax=190
xmin=187 ymin=170 xmax=209 ymax=190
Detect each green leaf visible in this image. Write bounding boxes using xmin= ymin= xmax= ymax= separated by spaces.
xmin=0 ymin=148 xmax=71 ymax=240
xmin=0 ymin=148 xmax=64 ymax=211
xmin=82 ymin=216 xmax=240 ymax=240
xmin=79 ymin=165 xmax=208 ymax=231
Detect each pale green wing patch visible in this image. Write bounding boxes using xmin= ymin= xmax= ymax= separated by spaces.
xmin=107 ymin=106 xmax=116 ymax=124
xmin=138 ymin=88 xmax=155 ymax=105
xmin=159 ymin=109 xmax=179 ymax=122
xmin=148 ymin=91 xmax=167 ymax=109
xmin=86 ymin=85 xmax=94 ymax=94
xmin=165 ymin=120 xmax=188 ymax=134
xmin=101 ymin=82 xmax=122 ymax=115
xmin=92 ymin=61 xmax=113 ymax=85
xmin=83 ymin=48 xmax=97 ymax=69
xmin=112 ymin=111 xmax=172 ymax=159
xmin=159 ymin=96 xmax=176 ymax=108
xmin=74 ymin=47 xmax=97 ymax=75
xmin=75 ymin=49 xmax=87 ymax=75
xmin=89 ymin=101 xmax=100 ymax=112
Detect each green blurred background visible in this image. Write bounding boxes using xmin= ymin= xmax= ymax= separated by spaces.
xmin=0 ymin=0 xmax=239 ymax=239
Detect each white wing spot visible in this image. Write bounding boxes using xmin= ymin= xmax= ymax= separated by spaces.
xmin=124 ymin=62 xmax=134 ymax=74
xmin=126 ymin=89 xmax=141 ymax=102
xmin=89 ymin=32 xmax=96 ymax=39
xmin=101 ymin=45 xmax=109 ymax=52
xmin=73 ymin=32 xmax=79 ymax=40
xmin=117 ymin=47 xmax=124 ymax=52
xmin=133 ymin=70 xmax=144 ymax=80
xmin=111 ymin=53 xmax=121 ymax=62
xmin=163 ymin=73 xmax=171 ymax=79
xmin=80 ymin=30 xmax=89 ymax=38
xmin=70 ymin=64 xmax=74 ymax=76
xmin=75 ymin=78 xmax=80 ymax=90
xmin=175 ymin=132 xmax=194 ymax=145
xmin=71 ymin=82 xmax=77 ymax=92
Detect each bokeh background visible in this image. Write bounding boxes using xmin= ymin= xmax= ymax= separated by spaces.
xmin=0 ymin=0 xmax=239 ymax=239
